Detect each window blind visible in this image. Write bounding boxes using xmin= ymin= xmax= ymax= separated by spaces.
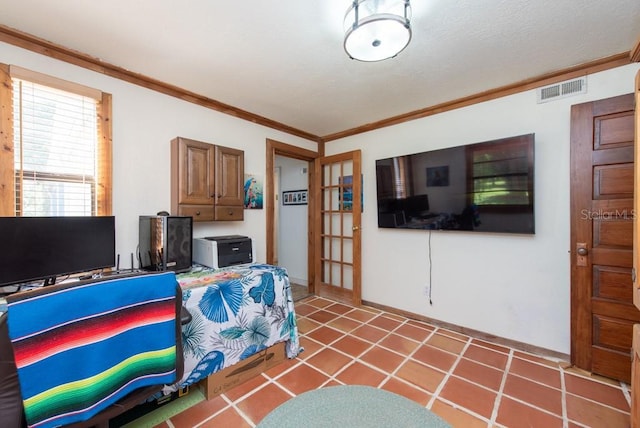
xmin=13 ymin=79 xmax=99 ymax=216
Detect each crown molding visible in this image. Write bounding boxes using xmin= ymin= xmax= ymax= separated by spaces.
xmin=0 ymin=24 xmax=322 ymax=143
xmin=322 ymin=53 xmax=632 ymax=142
xmin=0 ymin=24 xmax=633 ymax=145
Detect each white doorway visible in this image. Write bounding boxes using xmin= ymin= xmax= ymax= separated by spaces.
xmin=275 ymin=155 xmax=309 ymax=299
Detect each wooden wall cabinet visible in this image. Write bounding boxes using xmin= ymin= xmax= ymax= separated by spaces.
xmin=171 ymin=136 xmax=244 ymax=222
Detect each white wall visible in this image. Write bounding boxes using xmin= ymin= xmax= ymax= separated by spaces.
xmin=0 ymin=42 xmax=317 ymax=267
xmin=275 ymin=156 xmax=309 ymax=285
xmin=5 ymin=39 xmax=640 ymax=356
xmin=326 ymin=63 xmax=640 ymax=356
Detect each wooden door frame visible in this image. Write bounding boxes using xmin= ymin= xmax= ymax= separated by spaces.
xmin=266 ymin=139 xmax=320 ymax=294
xmin=634 ymin=70 xmax=640 ymax=310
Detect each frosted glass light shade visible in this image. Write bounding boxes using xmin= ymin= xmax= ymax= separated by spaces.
xmin=344 ymin=0 xmax=412 ymax=62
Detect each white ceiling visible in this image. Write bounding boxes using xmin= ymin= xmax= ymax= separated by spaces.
xmin=1 ymin=0 xmax=639 ymax=139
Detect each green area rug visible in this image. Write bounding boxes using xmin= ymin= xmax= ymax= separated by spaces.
xmin=121 ymin=388 xmax=205 ymax=428
xmin=257 ymin=385 xmax=451 ymax=428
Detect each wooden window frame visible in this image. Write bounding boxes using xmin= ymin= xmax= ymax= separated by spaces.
xmin=0 ymin=63 xmax=112 ymax=216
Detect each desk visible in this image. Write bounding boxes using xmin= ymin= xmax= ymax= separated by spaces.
xmin=169 ymin=264 xmax=301 ymax=391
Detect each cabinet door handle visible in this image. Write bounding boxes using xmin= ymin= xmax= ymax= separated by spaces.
xmin=195 ymin=211 xmax=200 ymax=216
xmin=228 ymin=210 xmax=233 ymax=216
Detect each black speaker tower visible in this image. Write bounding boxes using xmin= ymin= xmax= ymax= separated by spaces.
xmin=138 ymin=215 xmax=193 ymax=273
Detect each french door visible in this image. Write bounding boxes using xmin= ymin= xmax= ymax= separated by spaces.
xmin=314 ymin=150 xmax=362 ymax=306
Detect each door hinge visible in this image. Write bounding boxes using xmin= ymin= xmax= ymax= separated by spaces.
xmin=633 ymin=268 xmax=636 ymax=284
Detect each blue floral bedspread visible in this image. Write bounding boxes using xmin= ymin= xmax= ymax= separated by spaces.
xmin=168 ymin=263 xmax=301 ymax=391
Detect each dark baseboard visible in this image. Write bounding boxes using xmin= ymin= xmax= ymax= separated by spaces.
xmin=362 ymin=299 xmax=570 ymax=363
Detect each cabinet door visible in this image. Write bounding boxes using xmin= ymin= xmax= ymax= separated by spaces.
xmin=214 ymin=145 xmax=244 ymax=207
xmin=173 ymin=137 xmax=215 ymax=205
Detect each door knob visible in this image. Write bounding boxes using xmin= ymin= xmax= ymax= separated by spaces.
xmin=352 ymin=226 xmax=360 ymax=231
xmin=577 ymin=247 xmax=588 ymax=256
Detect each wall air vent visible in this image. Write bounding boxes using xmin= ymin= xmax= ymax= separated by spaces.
xmin=536 ymin=77 xmax=587 ymax=103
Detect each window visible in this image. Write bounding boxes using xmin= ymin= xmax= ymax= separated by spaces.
xmin=0 ymin=64 xmax=112 ymax=217
xmin=468 ymin=135 xmax=534 ymax=207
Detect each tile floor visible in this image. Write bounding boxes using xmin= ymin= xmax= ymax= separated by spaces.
xmin=154 ymin=296 xmax=631 ymax=428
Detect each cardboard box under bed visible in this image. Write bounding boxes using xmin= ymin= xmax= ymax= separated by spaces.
xmin=199 ymin=342 xmax=286 ymax=399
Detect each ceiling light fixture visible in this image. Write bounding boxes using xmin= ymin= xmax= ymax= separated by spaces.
xmin=344 ymin=0 xmax=412 ymax=62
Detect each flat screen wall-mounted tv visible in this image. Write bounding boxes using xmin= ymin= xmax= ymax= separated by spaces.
xmin=0 ymin=216 xmax=116 ymax=287
xmin=375 ymin=133 xmax=535 ymax=234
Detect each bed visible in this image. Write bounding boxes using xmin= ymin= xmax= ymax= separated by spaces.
xmin=165 ymin=263 xmax=301 ymax=396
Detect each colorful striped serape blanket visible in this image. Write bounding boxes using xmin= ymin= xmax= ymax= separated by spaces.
xmin=6 ymin=272 xmax=180 ymax=428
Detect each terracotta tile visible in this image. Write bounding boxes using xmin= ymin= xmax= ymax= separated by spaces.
xmin=463 ymin=344 xmax=508 ymax=370
xmin=394 ymin=323 xmax=433 ymax=342
xmin=412 ymin=344 xmax=457 ymax=372
xmin=144 ymin=295 xmax=638 ymax=428
xmin=381 ymin=312 xmax=406 ymax=321
xmin=222 ymin=373 xmax=269 ymax=402
xmin=276 ymin=363 xmax=330 ymax=395
xmin=509 ymin=357 xmax=561 ymax=389
xmin=360 ymin=305 xmax=382 ymax=314
xmin=406 ymin=319 xmax=436 ymax=332
xmin=331 ymin=335 xmax=371 ymax=357
xmin=297 ymin=336 xmax=324 ymax=359
xmin=369 ymin=315 xmax=403 ymax=331
xmin=305 ymin=325 xmax=343 ymax=345
xmin=235 ymin=383 xmax=292 ymax=425
xmin=344 ymin=308 xmax=378 ymax=323
xmin=564 ymin=372 xmax=630 ymax=411
xmin=471 ymin=338 xmax=511 ymax=354
xmin=430 ymin=399 xmax=489 ymax=428
xmin=502 ymin=374 xmax=562 ymax=416
xmin=327 ymin=316 xmax=361 ymax=333
xmin=566 ymin=392 xmax=630 ymax=428
xmin=380 ymin=377 xmax=431 ymax=405
xmin=513 ymin=350 xmax=565 ymax=369
xmin=396 ymin=360 xmax=445 ymax=393
xmin=437 ymin=328 xmax=470 ymax=342
xmin=306 ymin=347 xmax=352 ymax=376
xmin=263 ymin=355 xmax=300 ymax=378
xmin=360 ymin=345 xmax=406 ymax=373
xmin=335 ymin=361 xmax=387 ymax=387
xmin=439 ymin=376 xmax=497 ymax=419
xmin=564 ymin=366 xmax=621 ymax=386
xmin=379 ymin=333 xmax=420 ymax=356
xmin=496 ymin=396 xmax=563 ymax=428
xmin=169 ymin=394 xmax=228 ymax=427
xmin=453 ymin=358 xmax=504 ymax=392
xmin=325 ymin=302 xmax=354 ymax=315
xmin=295 ymin=317 xmax=321 ymax=334
xmin=152 ymin=422 xmax=169 ymax=428
xmin=293 ymin=303 xmax=317 ymax=317
xmin=351 ymin=324 xmax=388 ymax=343
xmin=199 ymin=407 xmax=252 ymax=428
xmin=305 ymin=297 xmax=333 ymax=308
xmin=307 ymin=309 xmax=339 ymax=324
xmin=427 ymin=333 xmax=467 ymax=354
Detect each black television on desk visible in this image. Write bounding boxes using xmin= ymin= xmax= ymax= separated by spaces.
xmin=0 ymin=216 xmax=116 ymax=288
xmin=375 ymin=133 xmax=535 ymax=234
